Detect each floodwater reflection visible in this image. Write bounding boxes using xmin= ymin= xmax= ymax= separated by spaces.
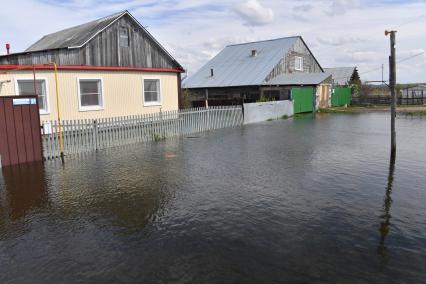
xmin=0 ymin=162 xmax=48 ymax=221
xmin=378 ymin=153 xmax=396 ymax=257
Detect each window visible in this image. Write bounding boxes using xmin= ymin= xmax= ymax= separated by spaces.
xmin=119 ymin=27 xmax=129 ymax=47
xmin=295 ymin=56 xmax=303 ymax=71
xmin=16 ymin=79 xmax=49 ymax=114
xmin=78 ymin=79 xmax=104 ymax=111
xmin=143 ymin=79 xmax=161 ymax=106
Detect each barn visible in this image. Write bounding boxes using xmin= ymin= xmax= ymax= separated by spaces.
xmin=0 ymin=10 xmax=184 ymax=121
xmin=182 ymin=36 xmax=332 ymax=112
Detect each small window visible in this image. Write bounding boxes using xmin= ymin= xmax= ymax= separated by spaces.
xmin=119 ymin=27 xmax=129 ymax=47
xmin=78 ymin=79 xmax=103 ymax=111
xmin=17 ymin=79 xmax=49 ymax=114
xmin=295 ymin=56 xmax=303 ymax=71
xmin=143 ymin=79 xmax=161 ymax=106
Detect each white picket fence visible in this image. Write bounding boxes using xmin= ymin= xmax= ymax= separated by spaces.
xmin=42 ymin=106 xmax=243 ymax=160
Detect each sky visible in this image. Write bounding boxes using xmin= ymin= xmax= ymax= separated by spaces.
xmin=0 ymin=0 xmax=425 ymax=83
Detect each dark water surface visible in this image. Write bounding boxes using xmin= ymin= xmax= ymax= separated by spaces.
xmin=1 ymin=113 xmax=426 ymax=283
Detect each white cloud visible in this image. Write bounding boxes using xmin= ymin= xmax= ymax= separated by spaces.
xmin=317 ymin=35 xmax=367 ymax=46
xmin=325 ymin=0 xmax=361 ymax=16
xmin=233 ymin=0 xmax=275 ymax=26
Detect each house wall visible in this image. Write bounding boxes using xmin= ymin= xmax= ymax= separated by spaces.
xmin=0 ymin=69 xmax=179 ymax=121
xmin=0 ymin=15 xmax=178 ymax=69
xmin=265 ymin=38 xmax=323 ymax=82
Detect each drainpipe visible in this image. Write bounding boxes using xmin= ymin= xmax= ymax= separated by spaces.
xmin=33 ymin=65 xmax=37 ymax=96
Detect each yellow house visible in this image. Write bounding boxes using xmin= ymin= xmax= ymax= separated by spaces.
xmin=0 ymin=10 xmax=184 ymax=122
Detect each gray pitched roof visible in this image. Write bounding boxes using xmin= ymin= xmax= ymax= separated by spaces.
xmin=324 ymin=67 xmax=356 ymax=85
xmin=183 ymin=37 xmax=301 ymax=88
xmin=266 ymin=73 xmax=331 ymax=86
xmin=26 ymin=11 xmax=125 ymax=52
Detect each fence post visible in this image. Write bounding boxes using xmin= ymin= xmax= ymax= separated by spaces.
xmin=160 ymin=108 xmax=165 ymax=139
xmin=93 ymin=119 xmax=98 ymax=151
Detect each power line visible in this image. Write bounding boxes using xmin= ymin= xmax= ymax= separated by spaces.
xmin=391 ymin=13 xmax=426 ymax=30
xmin=397 ymin=50 xmax=426 ymax=63
xmin=329 ymin=49 xmax=426 ymax=81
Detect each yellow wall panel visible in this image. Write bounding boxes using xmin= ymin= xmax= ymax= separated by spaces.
xmin=0 ymin=70 xmax=179 ymax=121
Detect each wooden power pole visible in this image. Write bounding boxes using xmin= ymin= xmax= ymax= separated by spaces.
xmin=386 ymin=30 xmax=397 ymax=155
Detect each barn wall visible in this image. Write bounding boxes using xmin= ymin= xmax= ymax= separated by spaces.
xmin=187 ymin=86 xmax=261 ymax=107
xmin=0 ymin=15 xmax=177 ymax=69
xmin=285 ymin=38 xmax=322 ymax=73
xmin=0 ymin=70 xmax=179 ymax=121
xmin=265 ymin=38 xmax=323 ymax=82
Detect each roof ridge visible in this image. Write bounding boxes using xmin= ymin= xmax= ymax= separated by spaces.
xmin=324 ymin=67 xmax=356 ymax=69
xmin=226 ymin=36 xmax=300 ymax=47
xmin=45 ymin=10 xmax=125 ymax=38
xmin=25 ymin=10 xmax=127 ymax=52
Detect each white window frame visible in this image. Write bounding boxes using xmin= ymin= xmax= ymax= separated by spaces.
xmin=119 ymin=26 xmax=129 ymax=47
xmin=77 ymin=77 xmax=105 ymax=112
xmin=15 ymin=77 xmax=50 ymax=115
xmin=295 ymin=56 xmax=303 ymax=71
xmin=143 ymin=77 xmax=162 ymax=107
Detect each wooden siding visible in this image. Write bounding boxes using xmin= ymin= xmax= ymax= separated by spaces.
xmin=265 ymin=38 xmax=323 ymax=82
xmin=0 ymin=15 xmax=178 ymax=69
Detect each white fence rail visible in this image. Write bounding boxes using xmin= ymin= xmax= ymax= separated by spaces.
xmin=42 ymin=106 xmax=243 ymax=160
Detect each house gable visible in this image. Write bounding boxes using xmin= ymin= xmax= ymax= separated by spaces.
xmin=264 ymin=37 xmax=323 ymax=82
xmin=0 ymin=11 xmax=182 ymax=70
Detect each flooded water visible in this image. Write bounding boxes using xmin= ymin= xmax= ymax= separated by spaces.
xmin=1 ymin=113 xmax=426 ymax=283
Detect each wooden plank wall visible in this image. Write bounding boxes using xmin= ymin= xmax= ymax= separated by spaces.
xmin=264 ymin=37 xmax=323 ymax=82
xmin=0 ymin=15 xmax=178 ymax=69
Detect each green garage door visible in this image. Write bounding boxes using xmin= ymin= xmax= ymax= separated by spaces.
xmin=331 ymin=87 xmax=352 ymax=107
xmin=292 ymin=87 xmax=314 ymax=114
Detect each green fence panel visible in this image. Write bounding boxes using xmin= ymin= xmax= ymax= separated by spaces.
xmin=332 ymin=87 xmax=352 ymax=107
xmin=292 ymin=87 xmax=314 ymax=114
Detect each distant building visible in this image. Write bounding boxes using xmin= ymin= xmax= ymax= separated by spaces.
xmin=400 ymin=85 xmax=426 ymax=98
xmin=0 ymin=10 xmax=184 ymax=121
xmin=183 ymin=36 xmax=332 ymax=108
xmin=324 ymin=67 xmax=359 ymax=86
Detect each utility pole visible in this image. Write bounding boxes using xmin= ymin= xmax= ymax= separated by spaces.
xmin=385 ymin=30 xmax=397 ymax=156
xmin=381 ymin=64 xmax=384 ymax=83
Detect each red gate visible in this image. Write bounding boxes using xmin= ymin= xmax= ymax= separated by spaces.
xmin=0 ymin=96 xmax=43 ymax=167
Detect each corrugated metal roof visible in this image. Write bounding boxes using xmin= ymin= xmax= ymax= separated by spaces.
xmin=183 ymin=36 xmax=300 ymax=88
xmin=266 ymin=73 xmax=331 ymax=86
xmin=324 ymin=67 xmax=355 ymax=85
xmin=25 ymin=11 xmax=126 ymax=52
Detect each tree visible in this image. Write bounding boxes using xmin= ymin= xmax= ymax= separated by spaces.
xmin=349 ymin=68 xmax=362 ymax=96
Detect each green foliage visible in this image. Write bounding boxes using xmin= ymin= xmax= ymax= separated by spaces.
xmin=257 ymin=95 xmax=275 ymax=103
xmin=281 ymin=115 xmax=289 ymax=119
xmin=403 ymin=111 xmax=426 ymax=116
xmin=349 ymin=68 xmax=362 ymax=96
xmin=182 ymin=89 xmax=193 ymax=109
xmin=153 ymin=133 xmax=165 ymax=142
xmin=266 ymin=118 xmax=273 ymax=121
